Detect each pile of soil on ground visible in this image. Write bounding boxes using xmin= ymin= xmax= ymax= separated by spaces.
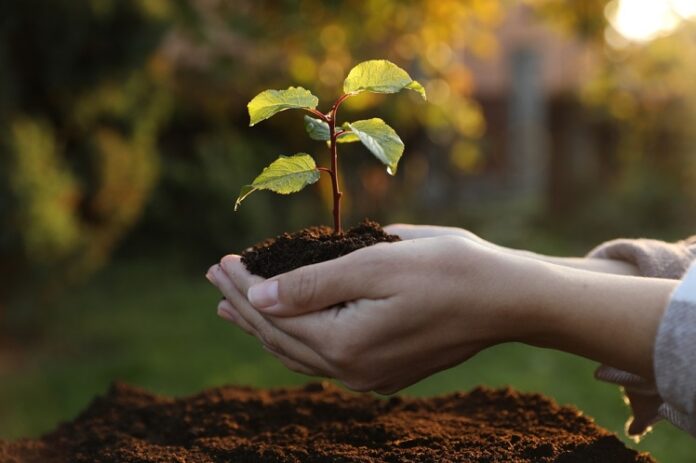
xmin=241 ymin=219 xmax=400 ymax=278
xmin=1 ymin=381 xmax=654 ymax=463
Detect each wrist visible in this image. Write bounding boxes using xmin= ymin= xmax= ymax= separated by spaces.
xmin=503 ymin=257 xmax=564 ymax=345
xmin=451 ymin=243 xmax=559 ymax=346
xmin=530 ymin=266 xmax=677 ymax=378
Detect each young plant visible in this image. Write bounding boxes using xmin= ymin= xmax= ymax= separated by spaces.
xmin=235 ymin=59 xmax=426 ymax=233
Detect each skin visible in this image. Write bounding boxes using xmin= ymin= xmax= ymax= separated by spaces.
xmin=206 ymin=224 xmax=677 ymax=395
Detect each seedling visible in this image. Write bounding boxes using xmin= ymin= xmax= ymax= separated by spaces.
xmin=235 ymin=59 xmax=426 ymax=233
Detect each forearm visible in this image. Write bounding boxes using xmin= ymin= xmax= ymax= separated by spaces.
xmin=510 ymin=249 xmax=639 ymax=276
xmin=529 ymin=263 xmax=678 ymax=380
xmin=389 ymin=224 xmax=640 ymax=276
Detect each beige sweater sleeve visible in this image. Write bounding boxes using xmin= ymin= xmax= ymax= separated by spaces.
xmin=588 ymin=236 xmax=696 ymax=279
xmin=587 ymin=236 xmax=696 ymax=438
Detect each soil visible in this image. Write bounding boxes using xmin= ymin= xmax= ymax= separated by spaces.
xmin=241 ymin=219 xmax=400 ymax=278
xmin=0 ymin=381 xmax=654 ymax=463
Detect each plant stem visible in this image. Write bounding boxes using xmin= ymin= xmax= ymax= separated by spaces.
xmin=306 ymin=108 xmax=329 ymax=122
xmin=328 ymin=112 xmax=342 ymax=233
xmin=325 ymin=93 xmax=352 ymax=234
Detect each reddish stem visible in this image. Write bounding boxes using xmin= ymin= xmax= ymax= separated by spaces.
xmin=331 ymin=93 xmax=352 ymax=115
xmin=306 ymin=108 xmax=329 ymax=122
xmin=328 ymin=112 xmax=342 ymax=233
xmin=324 ymin=93 xmax=353 ymax=233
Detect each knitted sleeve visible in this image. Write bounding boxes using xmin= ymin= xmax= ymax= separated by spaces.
xmin=654 ymin=263 xmax=696 ymax=436
xmin=587 ymin=236 xmax=696 ymax=438
xmin=588 ymin=237 xmax=696 ymax=279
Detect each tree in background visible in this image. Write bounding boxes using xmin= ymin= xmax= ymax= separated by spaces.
xmin=0 ymin=0 xmax=171 ymax=316
xmin=531 ymin=0 xmax=696 ymax=237
xmin=579 ymin=22 xmax=696 ymax=235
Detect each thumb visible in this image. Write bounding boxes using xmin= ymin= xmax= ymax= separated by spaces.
xmin=246 ymin=252 xmax=379 ymax=317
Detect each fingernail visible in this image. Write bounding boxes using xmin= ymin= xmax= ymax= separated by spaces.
xmin=217 ymin=306 xmax=235 ymax=322
xmin=247 ymin=280 xmax=278 ymax=310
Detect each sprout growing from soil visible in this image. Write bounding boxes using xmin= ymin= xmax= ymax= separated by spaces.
xmin=235 ymin=59 xmax=426 ymax=233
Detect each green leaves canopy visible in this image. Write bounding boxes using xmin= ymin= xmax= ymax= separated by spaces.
xmin=247 ymin=87 xmax=319 ymax=126
xmin=343 ymin=60 xmax=426 ymax=100
xmin=234 ymin=154 xmax=320 ymax=210
xmin=346 ymin=118 xmax=404 ymax=175
xmin=242 ymin=60 xmax=424 ymax=216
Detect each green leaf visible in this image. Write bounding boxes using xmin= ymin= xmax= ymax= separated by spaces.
xmin=337 ymin=131 xmax=360 ymax=143
xmin=305 ymin=117 xmax=360 ymax=146
xmin=323 ymin=130 xmax=360 ymax=147
xmin=304 ymin=115 xmax=330 ymax=141
xmin=234 ymin=154 xmax=320 ymax=210
xmin=347 ymin=118 xmax=405 ymax=175
xmin=405 ymin=80 xmax=427 ymax=100
xmin=248 ymin=87 xmax=319 ymax=126
xmin=336 ymin=123 xmax=360 ymax=143
xmin=343 ymin=60 xmax=427 ymax=100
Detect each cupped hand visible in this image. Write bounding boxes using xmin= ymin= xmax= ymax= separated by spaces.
xmin=207 ymin=236 xmax=550 ymax=394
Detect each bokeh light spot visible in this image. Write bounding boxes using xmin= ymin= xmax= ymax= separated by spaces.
xmin=289 ymin=54 xmax=317 ymax=84
xmin=450 ymin=140 xmax=481 ymax=173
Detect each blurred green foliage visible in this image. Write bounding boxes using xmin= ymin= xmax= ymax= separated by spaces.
xmin=0 ymin=0 xmax=169 ymax=305
xmin=576 ymin=23 xmax=696 ymax=239
xmin=1 ymin=0 xmax=694 ymax=317
xmin=530 ymin=1 xmax=696 ymax=241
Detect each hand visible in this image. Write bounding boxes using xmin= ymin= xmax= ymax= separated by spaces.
xmin=207 ymin=236 xmax=551 ymax=394
xmin=386 ymin=223 xmax=639 ymax=276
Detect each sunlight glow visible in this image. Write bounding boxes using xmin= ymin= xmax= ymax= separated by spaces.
xmin=672 ymin=0 xmax=696 ymax=19
xmin=607 ymin=0 xmax=696 ymax=43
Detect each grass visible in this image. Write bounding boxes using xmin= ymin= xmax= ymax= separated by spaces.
xmin=1 ymin=257 xmax=694 ymax=462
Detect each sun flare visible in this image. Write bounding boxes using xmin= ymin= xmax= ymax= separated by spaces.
xmin=607 ymin=0 xmax=696 ymax=43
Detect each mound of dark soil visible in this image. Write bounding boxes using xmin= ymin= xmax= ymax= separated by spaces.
xmin=0 ymin=382 xmax=654 ymax=463
xmin=241 ymin=219 xmax=400 ymax=278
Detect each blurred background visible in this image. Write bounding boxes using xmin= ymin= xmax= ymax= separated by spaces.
xmin=1 ymin=0 xmax=696 ymax=460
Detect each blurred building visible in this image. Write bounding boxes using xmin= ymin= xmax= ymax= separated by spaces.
xmin=434 ymin=5 xmax=601 ymax=216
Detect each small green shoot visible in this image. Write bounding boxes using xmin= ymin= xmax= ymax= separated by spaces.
xmin=236 ymin=59 xmax=426 ymax=233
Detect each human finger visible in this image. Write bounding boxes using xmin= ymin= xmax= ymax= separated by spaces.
xmin=219 ymin=293 xmax=329 ymax=377
xmin=217 ymin=298 xmax=257 ymax=337
xmin=263 ymin=346 xmax=325 ymax=377
xmin=211 ymin=264 xmax=336 ymax=375
xmin=230 ymin=250 xmax=388 ymax=317
xmin=218 ymin=255 xmax=265 ymax=293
